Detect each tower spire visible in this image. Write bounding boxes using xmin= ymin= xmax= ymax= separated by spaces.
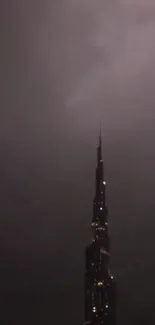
xmin=99 ymin=120 xmax=102 ymax=148
xmin=84 ymin=133 xmax=116 ymax=325
xmin=98 ymin=120 xmax=104 ymax=168
xmin=93 ymin=132 xmax=108 ymax=241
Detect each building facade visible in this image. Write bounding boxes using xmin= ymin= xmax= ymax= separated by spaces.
xmin=84 ymin=133 xmax=116 ymax=325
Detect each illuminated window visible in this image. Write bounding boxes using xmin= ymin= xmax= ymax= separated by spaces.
xmin=98 ymin=226 xmax=105 ymax=231
xmin=100 ymin=247 xmax=110 ymax=256
xmin=97 ymin=281 xmax=104 ymax=286
xmin=93 ymin=306 xmax=97 ymax=313
xmin=103 ymin=181 xmax=106 ymax=185
xmin=100 ymin=207 xmax=103 ymax=210
xmin=105 ymin=304 xmax=108 ymax=309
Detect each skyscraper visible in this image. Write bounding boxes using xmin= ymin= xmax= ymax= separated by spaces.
xmin=84 ymin=132 xmax=116 ymax=325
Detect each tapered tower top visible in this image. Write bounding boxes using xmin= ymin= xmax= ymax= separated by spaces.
xmin=92 ymin=130 xmax=108 ymax=246
xmin=84 ymin=130 xmax=116 ymax=325
xmin=95 ymin=129 xmax=105 ymax=200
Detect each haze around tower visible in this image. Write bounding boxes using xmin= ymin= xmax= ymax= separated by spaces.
xmin=1 ymin=1 xmax=155 ymax=324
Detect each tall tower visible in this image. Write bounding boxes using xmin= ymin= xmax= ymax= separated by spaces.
xmin=84 ymin=132 xmax=116 ymax=325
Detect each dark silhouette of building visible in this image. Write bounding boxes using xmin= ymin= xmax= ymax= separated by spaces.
xmin=84 ymin=132 xmax=116 ymax=325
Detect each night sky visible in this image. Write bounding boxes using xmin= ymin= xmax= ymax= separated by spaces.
xmin=1 ymin=1 xmax=155 ymax=324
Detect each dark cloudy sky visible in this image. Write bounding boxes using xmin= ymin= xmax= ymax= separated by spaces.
xmin=1 ymin=0 xmax=155 ymax=324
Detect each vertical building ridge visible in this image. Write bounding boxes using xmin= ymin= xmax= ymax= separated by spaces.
xmin=84 ymin=133 xmax=116 ymax=325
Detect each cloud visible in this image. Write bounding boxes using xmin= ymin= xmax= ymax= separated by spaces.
xmin=64 ymin=0 xmax=155 ymax=111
